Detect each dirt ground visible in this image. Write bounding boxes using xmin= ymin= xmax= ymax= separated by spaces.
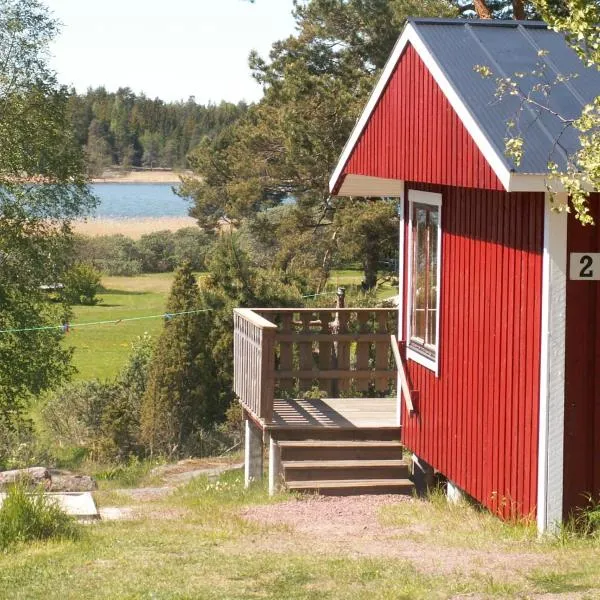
xmin=97 ymin=460 xmax=560 ymax=587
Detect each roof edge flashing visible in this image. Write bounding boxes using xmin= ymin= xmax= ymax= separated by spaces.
xmin=407 ymin=17 xmax=548 ymax=29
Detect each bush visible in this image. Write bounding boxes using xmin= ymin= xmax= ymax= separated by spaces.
xmin=0 ymin=421 xmax=50 ymax=472
xmin=42 ymin=380 xmax=121 ymax=456
xmin=138 ymin=230 xmax=176 ymax=272
xmin=0 ymin=484 xmax=79 ymax=551
xmin=73 ymin=234 xmax=142 ymax=276
xmin=42 ymin=334 xmax=155 ymax=461
xmin=173 ymin=227 xmax=214 ymax=271
xmin=61 ymin=263 xmax=102 ymax=305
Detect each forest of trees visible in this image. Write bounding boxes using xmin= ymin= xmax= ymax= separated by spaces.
xmin=67 ymin=88 xmax=248 ymax=176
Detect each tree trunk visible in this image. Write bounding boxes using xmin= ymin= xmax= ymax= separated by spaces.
xmin=362 ymin=248 xmax=379 ymax=290
xmin=512 ymin=0 xmax=526 ymax=20
xmin=474 ymin=0 xmax=493 ymax=18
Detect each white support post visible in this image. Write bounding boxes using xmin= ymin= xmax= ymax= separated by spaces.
xmin=268 ymin=434 xmax=282 ymax=496
xmin=446 ymin=480 xmax=465 ymax=505
xmin=397 ymin=181 xmax=405 ymax=427
xmin=244 ymin=418 xmax=263 ymax=487
xmin=537 ymin=193 xmax=567 ymax=534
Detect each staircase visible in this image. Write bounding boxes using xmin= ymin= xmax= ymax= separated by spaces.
xmin=271 ymin=427 xmax=414 ymax=496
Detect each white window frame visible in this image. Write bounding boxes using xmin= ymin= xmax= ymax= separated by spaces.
xmin=405 ymin=189 xmax=442 ymax=376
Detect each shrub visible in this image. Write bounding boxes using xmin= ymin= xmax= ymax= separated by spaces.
xmin=61 ymin=263 xmax=102 ymax=305
xmin=73 ymin=234 xmax=142 ymax=276
xmin=42 ymin=380 xmax=120 ymax=456
xmin=42 ymin=335 xmax=155 ymax=461
xmin=173 ymin=227 xmax=214 ymax=271
xmin=140 ymin=263 xmax=219 ymax=456
xmin=0 ymin=484 xmax=79 ymax=551
xmin=0 ymin=421 xmax=50 ymax=472
xmin=138 ymin=230 xmax=176 ymax=272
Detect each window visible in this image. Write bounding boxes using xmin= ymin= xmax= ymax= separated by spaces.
xmin=407 ymin=190 xmax=441 ymax=374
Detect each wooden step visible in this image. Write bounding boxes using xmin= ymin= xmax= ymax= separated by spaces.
xmin=286 ymin=478 xmax=414 ymax=496
xmin=283 ymin=459 xmax=409 ymax=482
xmin=271 ymin=426 xmax=401 ymax=442
xmin=278 ymin=440 xmax=404 ymax=462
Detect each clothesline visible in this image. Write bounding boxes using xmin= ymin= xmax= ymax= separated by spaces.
xmin=0 ymin=309 xmax=212 ymax=335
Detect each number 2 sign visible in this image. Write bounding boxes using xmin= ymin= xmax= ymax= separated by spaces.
xmin=570 ymin=253 xmax=600 ymax=281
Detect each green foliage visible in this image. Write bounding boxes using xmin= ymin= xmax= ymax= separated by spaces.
xmin=61 ymin=263 xmax=102 ymax=305
xmin=198 ymin=235 xmax=304 ymax=406
xmin=42 ymin=333 xmax=155 ymax=461
xmin=91 ymin=456 xmax=161 ymax=488
xmin=182 ymin=0 xmax=454 ymax=287
xmin=138 ymin=230 xmax=177 ymax=272
xmin=534 ymin=0 xmax=600 ymax=225
xmin=457 ymin=0 xmax=540 ymax=18
xmin=0 ymin=0 xmax=96 ymax=427
xmin=333 ymin=199 xmax=399 ymax=290
xmin=73 ymin=234 xmax=143 ymax=276
xmin=66 ymin=88 xmax=248 ymax=174
xmin=0 ymin=484 xmax=79 ymax=551
xmin=73 ymin=228 xmax=214 ymax=275
xmin=0 ymin=420 xmax=49 ymax=471
xmin=140 ymin=263 xmax=220 ymax=456
xmin=42 ymin=380 xmax=121 ymax=457
xmin=173 ymin=227 xmax=215 ymax=271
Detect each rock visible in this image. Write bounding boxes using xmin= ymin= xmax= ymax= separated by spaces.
xmin=0 ymin=467 xmax=51 ymax=490
xmin=48 ymin=470 xmax=97 ymax=492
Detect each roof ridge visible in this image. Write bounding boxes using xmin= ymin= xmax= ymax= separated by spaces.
xmin=408 ymin=17 xmax=549 ymax=29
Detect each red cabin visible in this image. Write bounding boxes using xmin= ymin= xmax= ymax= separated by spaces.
xmin=330 ymin=18 xmax=600 ymax=532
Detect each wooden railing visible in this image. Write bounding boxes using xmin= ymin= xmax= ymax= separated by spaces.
xmin=390 ymin=335 xmax=416 ymax=417
xmin=234 ymin=307 xmax=399 ymax=424
xmin=233 ymin=308 xmax=277 ymax=422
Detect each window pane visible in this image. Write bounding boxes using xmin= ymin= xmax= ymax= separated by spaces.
xmin=410 ymin=201 xmax=440 ymax=356
xmin=427 ymin=209 xmax=438 ymax=347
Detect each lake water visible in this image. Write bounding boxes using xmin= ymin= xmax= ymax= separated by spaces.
xmin=91 ymin=183 xmax=191 ymax=218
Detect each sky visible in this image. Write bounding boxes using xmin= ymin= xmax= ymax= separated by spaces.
xmin=43 ymin=0 xmax=297 ymax=104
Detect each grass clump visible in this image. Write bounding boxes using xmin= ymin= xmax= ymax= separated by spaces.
xmin=92 ymin=456 xmax=163 ymax=489
xmin=0 ymin=484 xmax=79 ymax=551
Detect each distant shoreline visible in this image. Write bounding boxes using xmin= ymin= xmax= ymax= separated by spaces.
xmin=74 ymin=216 xmax=197 ymax=239
xmin=92 ymin=169 xmax=193 ymax=184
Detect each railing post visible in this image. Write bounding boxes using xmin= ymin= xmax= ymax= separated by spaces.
xmin=260 ymin=325 xmax=276 ymax=423
xmin=244 ymin=417 xmax=264 ymax=487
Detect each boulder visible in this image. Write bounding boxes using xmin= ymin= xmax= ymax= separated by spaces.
xmin=48 ymin=470 xmax=97 ymax=492
xmin=0 ymin=467 xmax=51 ymax=490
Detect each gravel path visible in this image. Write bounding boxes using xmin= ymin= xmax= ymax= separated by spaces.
xmin=240 ymin=495 xmax=551 ymax=578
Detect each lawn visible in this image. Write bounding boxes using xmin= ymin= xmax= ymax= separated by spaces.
xmin=1 ymin=470 xmax=600 ymax=599
xmin=66 ymin=273 xmax=180 ymax=381
xmin=67 ymin=269 xmax=397 ymax=381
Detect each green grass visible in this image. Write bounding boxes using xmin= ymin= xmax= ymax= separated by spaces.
xmin=66 ymin=269 xmax=396 ymax=381
xmin=67 ymin=273 xmax=186 ymax=381
xmin=0 ymin=484 xmax=79 ymax=551
xmin=2 ymin=470 xmax=600 ymax=599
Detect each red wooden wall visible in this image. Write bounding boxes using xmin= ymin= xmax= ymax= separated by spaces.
xmin=564 ymin=193 xmax=600 ymax=517
xmin=337 ymin=44 xmax=504 ymax=193
xmin=401 ymin=182 xmax=544 ymax=519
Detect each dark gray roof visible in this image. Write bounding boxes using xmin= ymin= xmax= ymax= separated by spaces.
xmin=409 ymin=18 xmax=600 ymax=174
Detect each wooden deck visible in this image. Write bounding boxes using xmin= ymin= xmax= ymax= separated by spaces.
xmin=270 ymin=397 xmax=397 ymax=429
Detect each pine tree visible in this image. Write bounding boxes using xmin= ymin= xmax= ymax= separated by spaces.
xmin=139 ymin=263 xmax=218 ymax=456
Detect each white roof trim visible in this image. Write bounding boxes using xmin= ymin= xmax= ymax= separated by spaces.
xmin=336 ymin=174 xmax=405 ymax=197
xmin=329 ymin=22 xmax=514 ymax=195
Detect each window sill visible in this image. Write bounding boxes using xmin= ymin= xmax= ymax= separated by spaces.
xmin=407 ymin=346 xmax=438 ymax=377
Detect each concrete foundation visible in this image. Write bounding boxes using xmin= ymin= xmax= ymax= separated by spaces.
xmin=244 ymin=418 xmax=263 ymax=487
xmin=268 ymin=434 xmax=283 ymax=496
xmin=446 ymin=480 xmax=465 ymax=504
